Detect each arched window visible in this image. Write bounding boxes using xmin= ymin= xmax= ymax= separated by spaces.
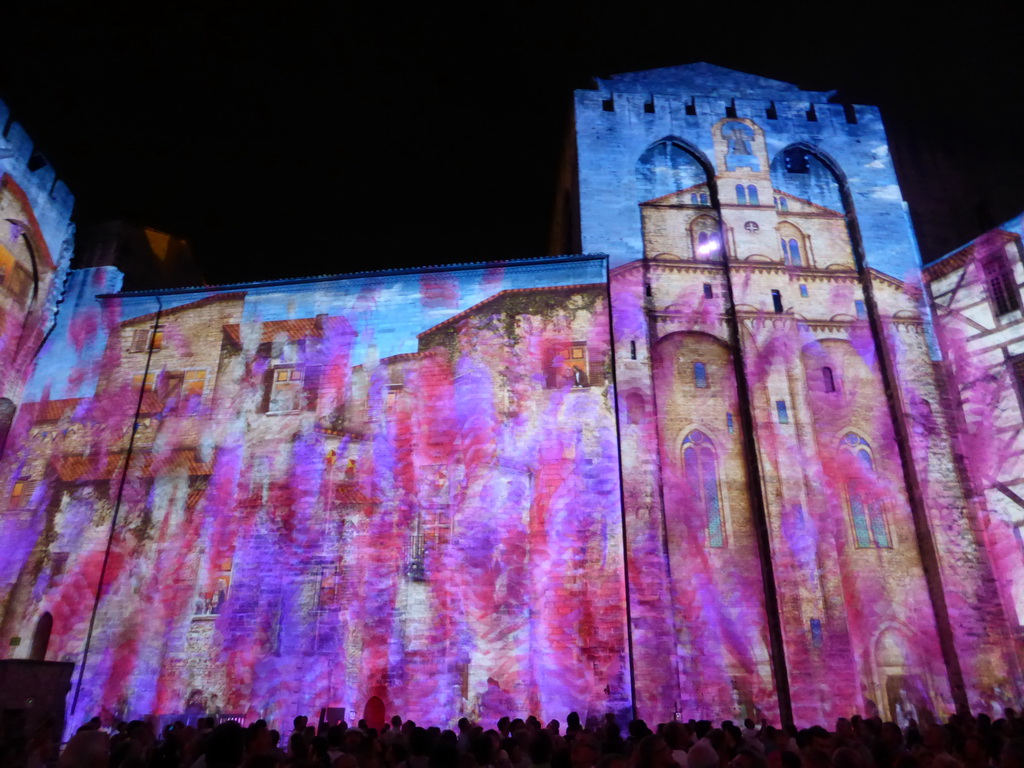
xmin=778 ymin=222 xmax=808 ymax=267
xmin=779 ymin=197 xmax=788 ymax=211
xmin=690 ymin=193 xmax=698 ymax=204
xmin=842 ymin=433 xmax=890 ymax=548
xmin=747 ymin=185 xmax=759 ymax=206
xmin=788 ymin=238 xmax=802 ymax=266
xmin=822 ymin=366 xmax=836 ymax=393
xmin=683 ymin=430 xmax=724 ymax=547
xmin=694 ymin=362 xmax=708 ymax=388
xmin=736 ymin=184 xmax=747 ymax=205
xmin=691 ymin=215 xmax=721 ymax=260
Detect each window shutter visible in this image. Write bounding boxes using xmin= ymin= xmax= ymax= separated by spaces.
xmin=304 ymin=365 xmax=324 ymax=411
xmin=258 ymin=367 xmax=274 ymax=413
xmin=588 ymin=354 xmax=605 ymax=387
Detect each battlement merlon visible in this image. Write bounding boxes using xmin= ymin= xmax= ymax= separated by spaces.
xmin=572 ymin=64 xmax=919 ymax=282
xmin=0 ymin=97 xmax=75 ymax=263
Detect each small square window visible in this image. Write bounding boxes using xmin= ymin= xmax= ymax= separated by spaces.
xmin=776 ymin=400 xmax=789 ymax=424
xmin=799 ymin=284 xmax=808 ymax=298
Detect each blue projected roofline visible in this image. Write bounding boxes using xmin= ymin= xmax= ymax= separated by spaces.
xmin=97 ymin=253 xmax=610 ymax=299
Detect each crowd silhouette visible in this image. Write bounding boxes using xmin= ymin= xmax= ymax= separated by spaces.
xmin=9 ymin=706 xmax=1024 ymax=768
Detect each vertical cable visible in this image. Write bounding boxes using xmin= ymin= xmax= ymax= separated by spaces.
xmin=71 ymin=298 xmax=162 ymax=715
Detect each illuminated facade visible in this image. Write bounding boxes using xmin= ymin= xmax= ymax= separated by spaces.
xmin=0 ymin=63 xmax=1022 ymax=731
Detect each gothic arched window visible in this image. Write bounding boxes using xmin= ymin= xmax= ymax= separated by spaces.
xmin=683 ymin=430 xmax=724 ymax=547
xmin=747 ymin=185 xmax=759 ymax=206
xmin=736 ymin=184 xmax=747 ymax=205
xmin=691 ymin=216 xmax=721 ymax=260
xmin=788 ymin=238 xmax=802 ymax=266
xmin=842 ymin=433 xmax=891 ymax=548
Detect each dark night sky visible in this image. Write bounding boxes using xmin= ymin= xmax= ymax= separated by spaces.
xmin=0 ymin=3 xmax=1022 ymax=285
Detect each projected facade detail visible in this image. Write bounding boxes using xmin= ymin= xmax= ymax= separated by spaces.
xmin=0 ymin=63 xmax=1022 ymax=731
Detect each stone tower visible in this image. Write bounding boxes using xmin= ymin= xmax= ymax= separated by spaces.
xmin=558 ymin=62 xmax=1022 ymax=724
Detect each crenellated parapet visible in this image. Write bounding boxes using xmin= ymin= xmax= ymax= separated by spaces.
xmin=573 ymin=63 xmax=917 ymax=282
xmin=0 ymin=96 xmax=76 ymax=406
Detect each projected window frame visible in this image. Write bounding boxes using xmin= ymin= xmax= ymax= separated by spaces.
xmin=128 ymin=327 xmax=164 ymax=354
xmin=8 ymin=476 xmax=34 ymax=509
xmin=166 ymin=369 xmax=208 ymax=414
xmin=691 ymin=215 xmax=722 ymax=261
xmin=0 ymin=243 xmax=33 ymax=306
xmin=267 ymin=364 xmax=306 ymax=414
xmin=841 ymin=433 xmax=892 ymax=549
xmin=982 ymin=250 xmax=1021 ymax=319
xmin=682 ymin=429 xmax=725 ymax=548
xmin=548 ymin=342 xmax=603 ymax=389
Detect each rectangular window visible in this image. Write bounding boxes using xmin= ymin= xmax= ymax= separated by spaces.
xmin=629 ymin=340 xmax=637 ymax=360
xmin=799 ymin=284 xmax=808 ymax=298
xmin=132 ymin=373 xmax=157 ymax=391
xmin=268 ymin=365 xmax=304 ymax=413
xmin=854 ymin=300 xmax=867 ymax=318
xmin=984 ymin=255 xmax=1021 ymax=316
xmin=645 ymin=283 xmax=652 ymax=297
xmin=1012 ymin=357 xmax=1024 ymax=407
xmin=726 ymin=412 xmax=734 ymax=433
xmin=130 ymin=329 xmax=150 ymax=353
xmin=776 ymin=400 xmax=789 ymax=424
xmin=10 ymin=477 xmax=28 ymax=506
xmin=129 ymin=328 xmax=163 ymax=352
xmin=694 ymin=362 xmax=708 ymax=388
xmin=183 ymin=370 xmax=206 ymax=397
xmin=771 ymin=290 xmax=783 ymax=313
xmin=703 ymin=283 xmax=713 ymax=299
xmin=810 ymin=618 xmax=824 ymax=648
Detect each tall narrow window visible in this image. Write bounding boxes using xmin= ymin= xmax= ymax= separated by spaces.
xmin=843 ymin=433 xmax=891 ymax=548
xmin=694 ymin=362 xmax=708 ymax=389
xmin=776 ymin=400 xmax=789 ymax=423
xmin=682 ymin=430 xmax=724 ymax=547
xmin=747 ymin=185 xmax=759 ymax=205
xmin=822 ymin=366 xmax=836 ymax=393
xmin=781 ymin=238 xmax=789 ymax=261
xmin=629 ymin=340 xmax=637 ymax=360
xmin=690 ymin=193 xmax=698 ymax=204
xmin=772 ymin=290 xmax=783 ymax=313
xmin=984 ymin=254 xmax=1021 ymax=316
xmin=855 ymin=300 xmax=866 ymax=318
xmin=703 ymin=283 xmax=714 ymax=299
xmin=700 ymin=193 xmax=709 ymax=206
xmin=799 ymin=284 xmax=808 ymax=298
xmin=788 ymin=238 xmax=802 ymax=266
xmin=735 ymin=184 xmax=747 ymax=205
xmin=779 ymin=197 xmax=788 ymax=211
xmin=726 ymin=412 xmax=734 ymax=433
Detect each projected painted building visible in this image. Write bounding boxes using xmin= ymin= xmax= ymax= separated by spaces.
xmin=0 ymin=63 xmax=1022 ymax=730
